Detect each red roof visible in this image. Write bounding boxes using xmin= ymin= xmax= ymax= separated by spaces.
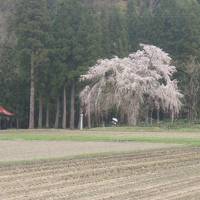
xmin=0 ymin=106 xmax=14 ymax=116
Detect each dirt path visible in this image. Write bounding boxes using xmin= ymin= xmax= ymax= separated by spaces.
xmin=0 ymin=141 xmax=179 ymax=162
xmin=0 ymin=147 xmax=200 ymax=200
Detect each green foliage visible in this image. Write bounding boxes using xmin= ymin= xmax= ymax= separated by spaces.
xmin=15 ymin=0 xmax=50 ymax=87
xmin=150 ymin=0 xmax=200 ymax=61
xmin=52 ymin=0 xmax=100 ymax=82
xmin=109 ymin=7 xmax=129 ymax=57
xmin=1 ymin=0 xmax=200 ymax=128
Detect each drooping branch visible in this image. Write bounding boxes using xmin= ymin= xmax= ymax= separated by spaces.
xmin=80 ymin=44 xmax=183 ymax=126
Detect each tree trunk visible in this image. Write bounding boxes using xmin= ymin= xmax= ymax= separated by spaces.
xmin=29 ymin=53 xmax=35 ymax=129
xmin=54 ymin=97 xmax=60 ymax=129
xmin=46 ymin=103 xmax=50 ymax=128
xmin=16 ymin=119 xmax=19 ymax=129
xmin=70 ymin=81 xmax=75 ymax=129
xmin=171 ymin=111 xmax=174 ymax=124
xmin=150 ymin=110 xmax=153 ymax=125
xmin=38 ymin=96 xmax=43 ymax=128
xmin=87 ymin=103 xmax=91 ymax=129
xmin=127 ymin=114 xmax=137 ymax=126
xmin=120 ymin=112 xmax=125 ymax=124
xmin=127 ymin=111 xmax=137 ymax=126
xmin=145 ymin=107 xmax=149 ymax=125
xmin=62 ymin=85 xmax=67 ymax=129
xmin=127 ymin=103 xmax=140 ymax=126
xmin=157 ymin=109 xmax=160 ymax=124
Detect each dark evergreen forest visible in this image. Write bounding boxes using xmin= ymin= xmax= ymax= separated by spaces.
xmin=1 ymin=0 xmax=200 ymax=128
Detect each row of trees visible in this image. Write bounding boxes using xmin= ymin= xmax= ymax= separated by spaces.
xmin=1 ymin=0 xmax=200 ymax=128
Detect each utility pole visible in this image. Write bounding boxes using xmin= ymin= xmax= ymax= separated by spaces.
xmin=80 ymin=113 xmax=83 ymax=131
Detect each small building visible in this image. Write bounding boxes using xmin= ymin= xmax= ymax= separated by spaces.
xmin=0 ymin=106 xmax=14 ymax=129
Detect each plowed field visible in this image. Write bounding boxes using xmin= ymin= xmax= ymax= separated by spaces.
xmin=0 ymin=141 xmax=179 ymax=162
xmin=1 ymin=147 xmax=200 ymax=200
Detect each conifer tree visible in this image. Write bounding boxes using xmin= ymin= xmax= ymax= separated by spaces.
xmin=109 ymin=7 xmax=129 ymax=57
xmin=15 ymin=0 xmax=50 ymax=129
xmin=53 ymin=0 xmax=101 ymax=129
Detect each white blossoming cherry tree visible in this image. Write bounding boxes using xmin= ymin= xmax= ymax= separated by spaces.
xmin=80 ymin=44 xmax=183 ymax=127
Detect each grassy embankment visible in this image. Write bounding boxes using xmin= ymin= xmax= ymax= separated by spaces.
xmin=1 ymin=125 xmax=200 ymax=146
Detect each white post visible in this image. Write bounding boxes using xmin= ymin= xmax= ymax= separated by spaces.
xmin=80 ymin=113 xmax=83 ymax=131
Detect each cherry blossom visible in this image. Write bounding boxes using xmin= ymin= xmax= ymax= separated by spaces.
xmin=80 ymin=44 xmax=183 ymax=125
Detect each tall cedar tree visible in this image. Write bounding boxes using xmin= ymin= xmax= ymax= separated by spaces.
xmin=53 ymin=0 xmax=100 ymax=129
xmin=15 ymin=0 xmax=50 ymax=128
xmin=109 ymin=7 xmax=128 ymax=57
xmin=150 ymin=0 xmax=200 ymax=61
xmin=127 ymin=0 xmax=139 ymax=51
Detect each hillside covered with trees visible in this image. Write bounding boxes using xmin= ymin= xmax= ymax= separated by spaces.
xmin=1 ymin=0 xmax=200 ymax=128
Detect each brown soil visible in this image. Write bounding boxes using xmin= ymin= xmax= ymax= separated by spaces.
xmin=0 ymin=141 xmax=178 ymax=162
xmin=0 ymin=147 xmax=200 ymax=200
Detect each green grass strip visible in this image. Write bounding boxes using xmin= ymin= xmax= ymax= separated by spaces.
xmin=90 ymin=126 xmax=200 ymax=132
xmin=1 ymin=133 xmax=200 ymax=146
